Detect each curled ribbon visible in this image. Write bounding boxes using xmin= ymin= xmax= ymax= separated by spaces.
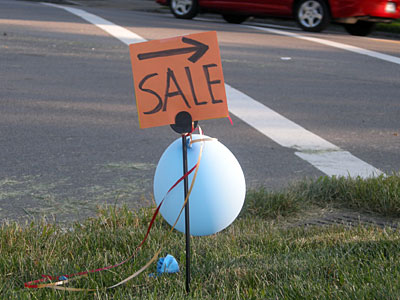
xmin=25 ymin=126 xmax=213 ymax=292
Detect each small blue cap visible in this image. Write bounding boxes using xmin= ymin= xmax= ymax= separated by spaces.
xmin=156 ymin=254 xmax=179 ymax=274
xmin=59 ymin=276 xmax=68 ymax=281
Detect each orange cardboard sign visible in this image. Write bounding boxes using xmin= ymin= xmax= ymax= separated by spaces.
xmin=129 ymin=31 xmax=228 ymax=129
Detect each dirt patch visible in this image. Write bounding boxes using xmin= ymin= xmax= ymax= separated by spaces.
xmin=288 ymin=206 xmax=400 ymax=229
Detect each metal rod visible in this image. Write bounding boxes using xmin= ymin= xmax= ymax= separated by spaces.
xmin=182 ymin=135 xmax=190 ymax=293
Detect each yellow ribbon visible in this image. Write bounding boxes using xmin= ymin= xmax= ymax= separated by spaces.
xmin=42 ymin=127 xmax=210 ymax=292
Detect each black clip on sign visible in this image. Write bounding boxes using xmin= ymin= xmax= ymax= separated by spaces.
xmin=170 ymin=111 xmax=198 ymax=134
xmin=170 ymin=111 xmax=197 ymax=294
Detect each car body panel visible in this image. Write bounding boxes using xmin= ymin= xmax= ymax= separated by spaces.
xmin=157 ymin=0 xmax=400 ymax=21
xmin=199 ymin=0 xmax=293 ymax=16
xmin=330 ymin=0 xmax=400 ymax=19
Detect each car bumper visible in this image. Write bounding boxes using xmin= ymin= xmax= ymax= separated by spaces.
xmin=332 ymin=0 xmax=400 ymax=21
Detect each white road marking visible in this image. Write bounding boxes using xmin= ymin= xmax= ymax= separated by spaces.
xmin=246 ymin=25 xmax=400 ymax=65
xmin=248 ymin=22 xmax=301 ymax=31
xmin=295 ymin=151 xmax=382 ymax=178
xmin=42 ymin=3 xmax=146 ymax=45
xmin=42 ymin=3 xmax=384 ymax=178
xmin=225 ymin=85 xmax=383 ymax=177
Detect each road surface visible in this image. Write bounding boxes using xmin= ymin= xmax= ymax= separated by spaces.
xmin=1 ymin=0 xmax=399 ymax=223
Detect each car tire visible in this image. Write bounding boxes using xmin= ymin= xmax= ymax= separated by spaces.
xmin=222 ymin=14 xmax=248 ymax=24
xmin=295 ymin=0 xmax=330 ymax=32
xmin=344 ymin=21 xmax=376 ymax=36
xmin=170 ymin=0 xmax=198 ymax=19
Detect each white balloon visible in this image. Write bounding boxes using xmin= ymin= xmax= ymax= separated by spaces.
xmin=153 ymin=134 xmax=246 ymax=236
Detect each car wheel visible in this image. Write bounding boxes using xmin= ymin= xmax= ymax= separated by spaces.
xmin=295 ymin=0 xmax=330 ymax=32
xmin=222 ymin=14 xmax=248 ymax=24
xmin=344 ymin=21 xmax=376 ymax=36
xmin=170 ymin=0 xmax=198 ymax=19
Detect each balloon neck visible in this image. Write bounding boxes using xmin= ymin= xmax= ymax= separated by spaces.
xmin=186 ymin=136 xmax=192 ymax=148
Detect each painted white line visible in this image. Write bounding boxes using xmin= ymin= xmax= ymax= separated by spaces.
xmin=225 ymin=84 xmax=383 ymax=177
xmin=295 ymin=151 xmax=382 ymax=178
xmin=42 ymin=3 xmax=146 ymax=45
xmin=42 ymin=4 xmax=384 ymax=178
xmin=224 ymin=85 xmax=338 ymax=152
xmin=249 ymin=22 xmax=301 ymax=31
xmin=246 ymin=25 xmax=400 ymax=65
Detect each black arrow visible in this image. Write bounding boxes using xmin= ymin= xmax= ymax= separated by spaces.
xmin=137 ymin=37 xmax=209 ymax=63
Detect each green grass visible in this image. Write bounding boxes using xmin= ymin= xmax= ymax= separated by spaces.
xmin=1 ymin=174 xmax=400 ymax=299
xmin=245 ymin=174 xmax=400 ymax=218
xmin=376 ymin=19 xmax=400 ymax=34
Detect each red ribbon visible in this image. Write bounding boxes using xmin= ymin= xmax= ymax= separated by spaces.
xmin=24 ymin=160 xmax=198 ymax=289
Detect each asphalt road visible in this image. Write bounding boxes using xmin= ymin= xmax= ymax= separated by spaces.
xmin=1 ymin=0 xmax=399 ymax=223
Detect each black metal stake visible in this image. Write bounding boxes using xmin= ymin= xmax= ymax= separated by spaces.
xmin=170 ymin=111 xmax=197 ymax=294
xmin=182 ymin=134 xmax=191 ymax=293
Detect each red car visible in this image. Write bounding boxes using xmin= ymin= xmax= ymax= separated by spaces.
xmin=156 ymin=0 xmax=400 ymax=36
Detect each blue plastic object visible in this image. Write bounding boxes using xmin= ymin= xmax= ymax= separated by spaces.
xmin=154 ymin=134 xmax=246 ymax=236
xmin=157 ymin=254 xmax=179 ymax=274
